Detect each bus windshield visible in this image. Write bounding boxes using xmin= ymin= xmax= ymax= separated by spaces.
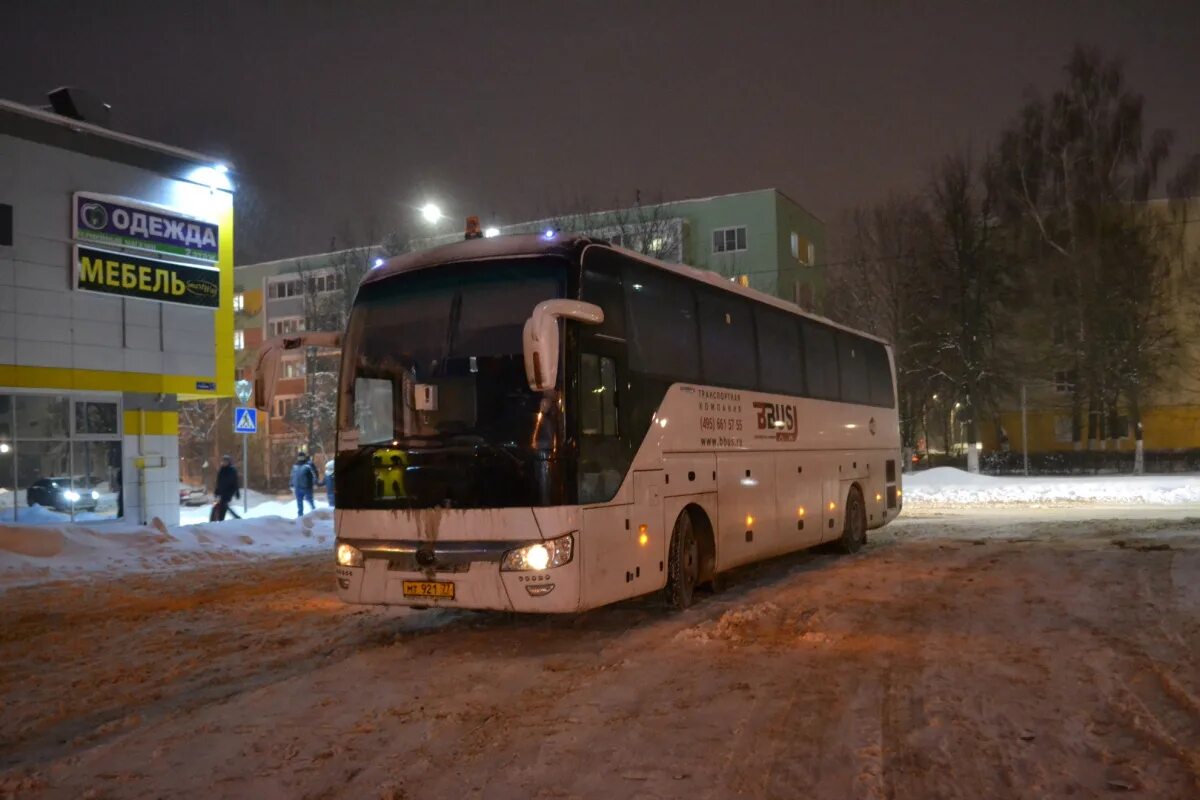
xmin=336 ymin=257 xmax=568 ymax=508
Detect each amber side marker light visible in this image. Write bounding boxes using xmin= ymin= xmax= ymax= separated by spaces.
xmin=638 ymin=524 xmax=649 ymax=546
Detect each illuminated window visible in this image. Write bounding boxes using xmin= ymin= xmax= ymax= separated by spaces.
xmin=737 ymin=274 xmax=750 ymax=287
xmin=232 ymin=293 xmax=244 ymax=312
xmin=233 ymin=330 xmax=244 ymax=351
xmin=712 ymin=226 xmax=747 ymax=253
xmin=282 ymin=360 xmax=305 ymax=379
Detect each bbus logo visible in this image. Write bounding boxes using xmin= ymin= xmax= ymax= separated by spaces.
xmin=753 ymin=402 xmax=797 ymax=441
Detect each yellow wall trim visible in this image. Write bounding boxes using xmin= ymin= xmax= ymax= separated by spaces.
xmin=0 ymin=364 xmax=221 ymax=397
xmin=123 ymin=410 xmax=180 ymax=436
xmin=986 ymin=406 xmax=1200 ymax=452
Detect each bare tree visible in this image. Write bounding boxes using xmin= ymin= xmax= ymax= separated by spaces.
xmin=287 ymin=240 xmax=393 ymax=457
xmin=540 ymin=191 xmax=685 ymax=261
xmin=993 ymin=45 xmax=1199 ymax=470
xmin=826 ymin=195 xmax=942 ymax=467
xmin=178 ymin=400 xmax=229 ymax=488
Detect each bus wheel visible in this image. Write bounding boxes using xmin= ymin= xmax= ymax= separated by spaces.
xmin=666 ymin=511 xmax=700 ymax=610
xmin=835 ymin=486 xmax=867 ymax=554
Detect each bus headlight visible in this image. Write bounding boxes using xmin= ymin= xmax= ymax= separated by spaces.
xmin=501 ymin=533 xmax=574 ymax=571
xmin=336 ymin=543 xmax=363 ymax=568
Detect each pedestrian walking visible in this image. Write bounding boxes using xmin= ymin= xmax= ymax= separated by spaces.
xmin=210 ymin=455 xmax=241 ymax=522
xmin=290 ymin=451 xmax=318 ymax=517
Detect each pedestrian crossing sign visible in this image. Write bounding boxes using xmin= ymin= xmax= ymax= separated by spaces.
xmin=234 ymin=407 xmax=257 ymax=434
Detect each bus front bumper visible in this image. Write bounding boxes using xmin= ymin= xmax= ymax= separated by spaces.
xmin=334 ymin=538 xmax=582 ymax=613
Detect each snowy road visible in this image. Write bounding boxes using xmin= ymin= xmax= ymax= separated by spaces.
xmin=2 ymin=510 xmax=1199 ymax=799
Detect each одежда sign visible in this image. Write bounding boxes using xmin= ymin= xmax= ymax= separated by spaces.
xmin=73 ymin=192 xmax=219 ymax=262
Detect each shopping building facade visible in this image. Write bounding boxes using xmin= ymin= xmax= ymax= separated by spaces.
xmin=0 ymin=96 xmax=235 ymax=524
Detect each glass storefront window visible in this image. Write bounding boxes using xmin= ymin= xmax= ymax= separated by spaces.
xmin=2 ymin=394 xmax=123 ymax=522
xmin=16 ymin=395 xmax=69 ymax=439
xmin=75 ymin=402 xmax=119 ymax=436
xmin=0 ymin=396 xmax=13 ymax=522
xmin=16 ymin=440 xmax=72 ymax=520
xmin=72 ymin=441 xmax=123 ymax=520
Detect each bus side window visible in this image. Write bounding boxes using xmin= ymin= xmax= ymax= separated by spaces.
xmin=754 ymin=306 xmax=805 ymax=395
xmin=579 ymin=352 xmax=623 ymax=503
xmin=864 ymin=341 xmax=895 ymax=407
xmin=581 ymin=253 xmax=627 ymax=341
xmin=837 ymin=332 xmax=870 ymax=405
xmin=696 ymin=289 xmax=757 ymax=389
xmin=802 ymin=321 xmax=839 ymax=400
xmin=622 ymin=264 xmax=700 ymax=382
xmin=580 ymin=353 xmax=619 ymax=437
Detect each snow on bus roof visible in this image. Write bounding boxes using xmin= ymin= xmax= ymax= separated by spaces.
xmin=362 ymin=234 xmax=890 ymax=347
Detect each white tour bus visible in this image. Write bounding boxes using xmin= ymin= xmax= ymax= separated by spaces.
xmin=255 ymin=233 xmax=901 ymax=612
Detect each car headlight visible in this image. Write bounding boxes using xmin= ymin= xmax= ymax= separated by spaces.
xmin=63 ymin=490 xmax=80 ymax=502
xmin=501 ymin=533 xmax=574 ymax=572
xmin=336 ymin=542 xmax=363 ymax=567
xmin=91 ymin=490 xmax=100 ymax=500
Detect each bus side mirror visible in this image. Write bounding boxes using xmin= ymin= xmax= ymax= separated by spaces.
xmin=523 ymin=300 xmax=604 ymax=391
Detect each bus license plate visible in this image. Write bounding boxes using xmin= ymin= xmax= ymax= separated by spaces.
xmin=402 ymin=580 xmax=455 ymax=599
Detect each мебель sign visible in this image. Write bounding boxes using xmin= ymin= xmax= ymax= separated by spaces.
xmin=74 ymin=245 xmax=220 ymax=308
xmin=73 ymin=192 xmax=219 ymax=262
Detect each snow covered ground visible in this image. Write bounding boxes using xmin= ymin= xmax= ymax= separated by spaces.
xmin=0 ymin=486 xmax=333 ymax=589
xmin=1 ymin=509 xmax=1198 ymax=798
xmin=0 ymin=508 xmax=331 ymax=589
xmin=905 ymin=467 xmax=1200 ymax=507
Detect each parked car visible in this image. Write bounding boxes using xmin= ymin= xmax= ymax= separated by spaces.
xmin=27 ymin=477 xmax=99 ymax=512
xmin=179 ymin=485 xmax=210 ymax=506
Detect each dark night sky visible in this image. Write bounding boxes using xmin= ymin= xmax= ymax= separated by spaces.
xmin=4 ymin=1 xmax=1198 ymax=263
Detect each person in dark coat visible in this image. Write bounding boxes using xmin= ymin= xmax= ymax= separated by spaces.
xmin=290 ymin=451 xmax=318 ymax=517
xmin=211 ymin=455 xmax=241 ymax=521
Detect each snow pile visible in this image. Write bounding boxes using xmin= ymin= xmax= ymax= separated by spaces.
xmin=0 ymin=511 xmax=331 ymax=588
xmin=675 ymin=602 xmax=786 ymax=644
xmin=905 ymin=467 xmax=1200 ymax=507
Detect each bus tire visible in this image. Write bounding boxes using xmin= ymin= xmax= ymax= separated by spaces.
xmin=835 ymin=486 xmax=867 ymax=554
xmin=666 ymin=511 xmax=700 ymax=610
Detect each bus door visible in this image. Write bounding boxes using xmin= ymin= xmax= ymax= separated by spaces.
xmin=576 ymin=249 xmax=640 ymax=605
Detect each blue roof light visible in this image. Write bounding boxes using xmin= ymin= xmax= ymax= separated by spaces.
xmin=542 ymin=229 xmax=556 ymax=240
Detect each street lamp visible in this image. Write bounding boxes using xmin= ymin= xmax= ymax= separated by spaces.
xmin=420 ymin=202 xmax=443 ymax=225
